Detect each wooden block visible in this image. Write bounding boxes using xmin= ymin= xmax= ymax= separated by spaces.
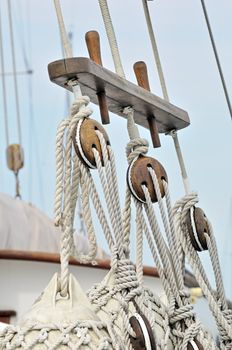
xmin=48 ymin=57 xmax=190 ymax=133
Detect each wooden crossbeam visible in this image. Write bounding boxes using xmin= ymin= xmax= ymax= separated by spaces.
xmin=48 ymin=57 xmax=190 ymax=133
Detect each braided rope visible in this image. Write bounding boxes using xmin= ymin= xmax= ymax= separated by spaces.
xmin=123 ymin=106 xmax=218 ymax=348
xmin=173 ymin=193 xmax=232 ymax=347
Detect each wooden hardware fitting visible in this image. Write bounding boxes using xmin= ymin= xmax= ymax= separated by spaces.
xmin=127 ymin=155 xmax=168 ymax=203
xmin=85 ymin=30 xmax=110 ymax=125
xmin=0 ymin=310 xmax=16 ymax=324
xmin=72 ymin=118 xmax=110 ymax=168
xmin=48 ymin=57 xmax=190 ymax=133
xmin=186 ymin=207 xmax=209 ymax=252
xmin=130 ymin=313 xmax=156 ymax=350
xmin=133 ymin=61 xmax=161 ymax=148
xmin=187 ymin=339 xmax=204 ymax=350
xmin=6 ymin=144 xmax=24 ymax=172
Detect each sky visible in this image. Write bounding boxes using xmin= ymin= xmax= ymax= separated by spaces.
xmin=0 ymin=0 xmax=231 ymax=297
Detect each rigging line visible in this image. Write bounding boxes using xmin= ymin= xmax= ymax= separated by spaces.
xmin=53 ymin=0 xmax=73 ymax=58
xmin=200 ymin=0 xmax=232 ymax=121
xmin=98 ymin=0 xmax=125 ymax=78
xmin=14 ymin=0 xmax=31 ymax=71
xmin=0 ymin=3 xmax=10 ymax=146
xmin=27 ymin=67 xmax=45 ymax=208
xmin=142 ymin=0 xmax=169 ymax=101
xmin=7 ymin=0 xmax=22 ymax=145
xmin=142 ymin=0 xmax=191 ymax=194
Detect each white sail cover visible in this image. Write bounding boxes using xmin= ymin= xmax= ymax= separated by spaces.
xmin=0 ymin=193 xmax=107 ymax=258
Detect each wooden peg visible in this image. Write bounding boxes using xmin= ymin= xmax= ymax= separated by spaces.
xmin=133 ymin=61 xmax=161 ymax=148
xmin=85 ymin=31 xmax=110 ymax=125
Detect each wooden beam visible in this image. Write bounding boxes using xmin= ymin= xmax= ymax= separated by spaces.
xmin=0 ymin=310 xmax=16 ymax=324
xmin=0 ymin=250 xmax=200 ymax=288
xmin=0 ymin=250 xmax=159 ymax=277
xmin=48 ymin=57 xmax=190 ymax=134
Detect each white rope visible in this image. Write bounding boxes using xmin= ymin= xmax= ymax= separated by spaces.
xmin=141 ymin=0 xmax=169 ymax=101
xmin=168 ymin=130 xmax=191 ymax=195
xmin=7 ymin=0 xmax=22 ymax=146
xmin=124 ymin=105 xmax=217 ymax=348
xmin=0 ymin=321 xmax=114 ymax=350
xmin=53 ymin=0 xmax=73 ymax=58
xmin=173 ymin=193 xmax=232 ymax=348
xmin=98 ymin=0 xmax=125 ymax=78
xmin=141 ymin=1 xmax=192 ymax=195
xmin=142 ymin=5 xmax=230 ymax=345
xmin=54 ymin=96 xmax=94 ymax=296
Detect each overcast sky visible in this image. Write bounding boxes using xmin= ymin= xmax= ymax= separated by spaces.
xmin=0 ymin=0 xmax=231 ymax=296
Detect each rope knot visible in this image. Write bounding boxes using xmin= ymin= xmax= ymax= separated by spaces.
xmin=115 ymin=260 xmax=139 ymax=292
xmin=169 ymin=303 xmax=194 ymax=325
xmin=71 ymin=95 xmax=92 ymax=124
xmin=173 ymin=192 xmax=198 ymax=215
xmin=218 ymin=309 xmax=232 ymax=345
xmin=126 ymin=138 xmax=149 ymax=164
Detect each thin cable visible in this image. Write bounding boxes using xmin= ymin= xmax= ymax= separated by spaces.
xmin=7 ymin=0 xmax=22 ymax=146
xmin=53 ymin=0 xmax=73 ymax=58
xmin=142 ymin=0 xmax=191 ymax=194
xmin=200 ymin=0 xmax=232 ymax=121
xmin=98 ymin=0 xmax=125 ymax=78
xmin=142 ymin=0 xmax=169 ymax=101
xmin=0 ymin=3 xmax=9 ymax=146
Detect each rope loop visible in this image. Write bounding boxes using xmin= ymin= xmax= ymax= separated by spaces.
xmin=169 ymin=303 xmax=194 ymax=325
xmin=173 ymin=192 xmax=199 ymax=219
xmin=70 ymin=95 xmax=92 ymax=123
xmin=123 ymin=106 xmax=149 ymax=163
xmin=126 ymin=138 xmax=149 ymax=164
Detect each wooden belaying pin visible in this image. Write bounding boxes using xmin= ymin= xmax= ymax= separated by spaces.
xmin=133 ymin=61 xmax=161 ymax=148
xmin=85 ymin=30 xmax=110 ymax=125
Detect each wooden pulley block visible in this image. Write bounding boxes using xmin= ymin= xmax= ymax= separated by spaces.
xmin=187 ymin=339 xmax=204 ymax=350
xmin=6 ymin=144 xmax=24 ymax=172
xmin=127 ymin=156 xmax=168 ymax=203
xmin=130 ymin=313 xmax=156 ymax=350
xmin=186 ymin=207 xmax=209 ymax=252
xmin=72 ymin=118 xmax=110 ymax=168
